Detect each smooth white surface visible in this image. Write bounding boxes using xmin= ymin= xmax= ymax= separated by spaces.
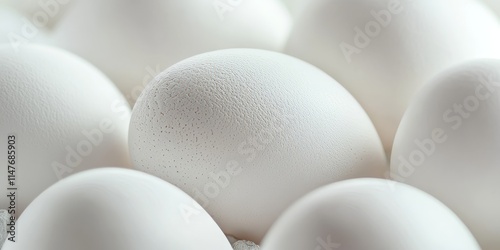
xmin=280 ymin=0 xmax=308 ymax=18
xmin=1 ymin=0 xmax=73 ymax=29
xmin=0 ymin=45 xmax=131 ymax=216
xmin=480 ymin=0 xmax=500 ymax=17
xmin=0 ymin=6 xmax=23 ymax=44
xmin=0 ymin=168 xmax=233 ymax=250
xmin=129 ymin=49 xmax=387 ymax=242
xmin=285 ymin=0 xmax=500 ymax=153
xmin=49 ymin=0 xmax=292 ymax=106
xmin=0 ymin=5 xmax=48 ymax=46
xmin=391 ymin=59 xmax=500 ymax=250
xmin=261 ymin=178 xmax=480 ymax=250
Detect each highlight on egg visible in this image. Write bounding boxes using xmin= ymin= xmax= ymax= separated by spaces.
xmin=129 ymin=48 xmax=387 ymax=242
xmin=0 ymin=44 xmax=131 ymax=216
xmin=1 ymin=168 xmax=233 ymax=250
xmin=285 ymin=0 xmax=500 ymax=153
xmin=48 ymin=0 xmax=292 ymax=106
xmin=261 ymin=178 xmax=480 ymax=250
xmin=391 ymin=59 xmax=500 ymax=250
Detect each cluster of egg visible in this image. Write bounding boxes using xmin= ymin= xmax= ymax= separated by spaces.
xmin=0 ymin=0 xmax=499 ymax=249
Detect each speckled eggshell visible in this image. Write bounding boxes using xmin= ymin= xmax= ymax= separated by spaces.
xmin=1 ymin=168 xmax=233 ymax=250
xmin=285 ymin=0 xmax=500 ymax=153
xmin=261 ymin=178 xmax=480 ymax=250
xmin=49 ymin=0 xmax=292 ymax=106
xmin=391 ymin=59 xmax=500 ymax=250
xmin=129 ymin=49 xmax=387 ymax=242
xmin=0 ymin=44 xmax=131 ymax=216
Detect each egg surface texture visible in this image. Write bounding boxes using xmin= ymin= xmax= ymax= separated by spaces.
xmin=0 ymin=168 xmax=233 ymax=250
xmin=0 ymin=44 xmax=131 ymax=216
xmin=285 ymin=0 xmax=500 ymax=153
xmin=261 ymin=178 xmax=480 ymax=250
xmin=391 ymin=59 xmax=500 ymax=250
xmin=49 ymin=0 xmax=292 ymax=105
xmin=129 ymin=48 xmax=387 ymax=242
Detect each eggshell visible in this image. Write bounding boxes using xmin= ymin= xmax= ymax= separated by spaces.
xmin=285 ymin=0 xmax=500 ymax=153
xmin=0 ymin=44 xmax=131 ymax=216
xmin=1 ymin=168 xmax=233 ymax=250
xmin=261 ymin=178 xmax=480 ymax=250
xmin=49 ymin=0 xmax=292 ymax=106
xmin=129 ymin=48 xmax=387 ymax=242
xmin=390 ymin=59 xmax=500 ymax=249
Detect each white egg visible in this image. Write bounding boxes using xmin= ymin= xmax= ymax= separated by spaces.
xmin=261 ymin=178 xmax=480 ymax=250
xmin=285 ymin=0 xmax=500 ymax=153
xmin=129 ymin=49 xmax=387 ymax=242
xmin=391 ymin=59 xmax=500 ymax=249
xmin=0 ymin=168 xmax=233 ymax=250
xmin=48 ymin=0 xmax=292 ymax=106
xmin=0 ymin=45 xmax=131 ymax=216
